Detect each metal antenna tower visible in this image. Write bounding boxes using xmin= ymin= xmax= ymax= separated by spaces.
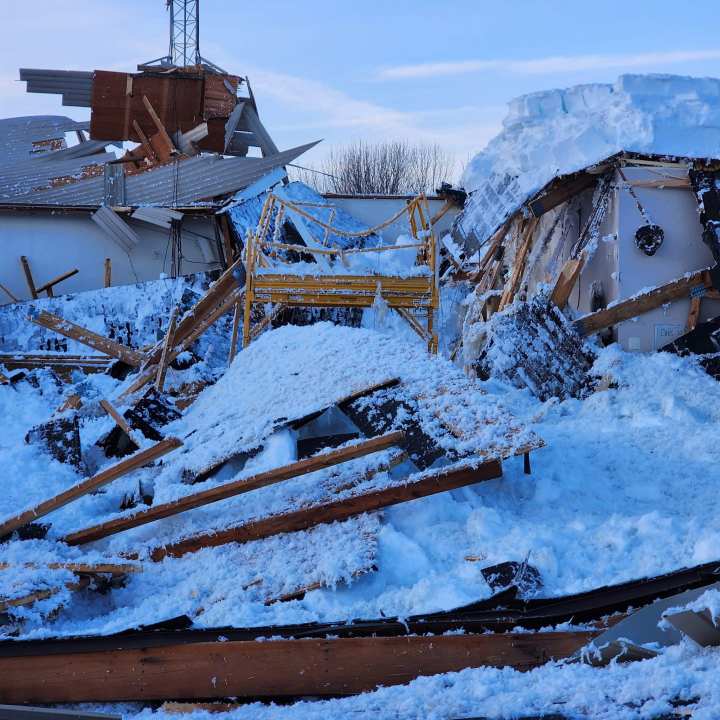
xmin=168 ymin=0 xmax=200 ymax=67
xmin=142 ymin=0 xmax=226 ymax=72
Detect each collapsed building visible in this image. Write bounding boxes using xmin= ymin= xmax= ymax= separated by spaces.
xmin=2 ymin=10 xmax=720 ymax=716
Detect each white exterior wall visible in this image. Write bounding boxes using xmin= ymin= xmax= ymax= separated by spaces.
xmin=0 ymin=213 xmax=221 ymax=303
xmin=615 ymin=167 xmax=720 ymax=352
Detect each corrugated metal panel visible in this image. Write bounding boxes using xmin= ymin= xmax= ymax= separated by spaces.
xmin=19 ymin=69 xmax=93 ymax=108
xmin=3 ymin=141 xmax=320 ymax=207
xmin=132 ymin=206 xmax=184 ymax=228
xmin=31 ymin=140 xmax=111 ymax=162
xmin=0 ymin=153 xmax=115 ymax=200
xmin=91 ymin=206 xmax=141 ymax=252
xmin=0 ymin=116 xmax=86 ymax=164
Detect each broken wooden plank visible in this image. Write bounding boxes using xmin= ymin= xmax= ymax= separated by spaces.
xmin=0 ymin=282 xmax=19 ymax=303
xmin=142 ymin=95 xmax=178 ymax=159
xmin=150 ymin=459 xmax=503 ymax=561
xmin=34 ymin=268 xmax=79 ymax=296
xmin=0 ymin=562 xmax=141 ymax=576
xmin=228 ymin=300 xmax=242 ymax=365
xmin=574 ymin=269 xmax=716 ymax=337
xmin=99 ymin=399 xmax=134 ymax=437
xmin=529 ymin=171 xmax=598 ymax=218
xmin=0 ymin=578 xmax=88 ymax=614
xmin=30 ymin=311 xmax=144 ymax=367
xmin=0 ymin=630 xmax=594 ymax=702
xmin=0 ymin=370 xmax=9 ymax=385
xmin=58 ymin=394 xmax=83 ymax=413
xmin=0 ymin=438 xmax=182 ymax=539
xmin=104 ymin=258 xmax=112 ymax=288
xmin=20 ymin=256 xmax=38 ymax=299
xmin=154 ymin=308 xmax=179 ymax=393
xmin=687 ymin=296 xmax=702 ymax=332
xmin=550 ymin=255 xmax=585 ymax=309
xmin=64 ymin=431 xmax=404 ymax=545
xmin=0 ymin=354 xmax=112 ymax=374
xmin=499 ymin=217 xmax=539 ymax=310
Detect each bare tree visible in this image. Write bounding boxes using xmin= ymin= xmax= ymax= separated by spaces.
xmin=291 ymin=141 xmax=455 ymax=195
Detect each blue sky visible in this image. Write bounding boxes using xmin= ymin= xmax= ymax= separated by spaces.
xmin=2 ymin=0 xmax=720 ymax=178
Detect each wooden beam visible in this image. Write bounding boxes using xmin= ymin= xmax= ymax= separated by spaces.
xmin=0 ymin=631 xmax=594 ymax=703
xmin=155 ymin=308 xmax=179 ymax=393
xmin=30 ymin=311 xmax=144 ymax=367
xmin=529 ymin=172 xmax=597 ymax=217
xmin=550 ymin=255 xmax=586 ymax=309
xmin=499 ymin=217 xmax=539 ymax=310
xmin=20 ymin=256 xmax=38 ymax=299
xmin=0 ymin=370 xmax=9 ymax=385
xmin=0 ymin=562 xmax=141 ymax=576
xmin=0 ymin=282 xmax=19 ymax=303
xmin=150 ymin=459 xmax=503 ymax=561
xmin=64 ymin=431 xmax=404 ymax=546
xmin=574 ymin=269 xmax=714 ymax=337
xmin=104 ymin=258 xmax=112 ymax=288
xmin=0 ymin=438 xmax=182 ymax=539
xmin=0 ymin=579 xmax=88 ymax=614
xmin=228 ymin=300 xmax=241 ymax=365
xmin=687 ymin=296 xmax=702 ymax=332
xmin=131 ymin=119 xmax=158 ymax=164
xmin=141 ymin=95 xmax=177 ymax=158
xmin=99 ymin=399 xmax=134 ymax=437
xmin=35 ymin=268 xmax=79 ymax=296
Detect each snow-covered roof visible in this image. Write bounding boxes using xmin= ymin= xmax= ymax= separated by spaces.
xmin=457 ymin=74 xmax=720 ymax=249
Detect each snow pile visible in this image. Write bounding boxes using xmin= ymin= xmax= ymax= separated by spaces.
xmin=0 ymin=272 xmax=220 ymax=354
xmin=457 ymin=74 xmax=720 ymax=248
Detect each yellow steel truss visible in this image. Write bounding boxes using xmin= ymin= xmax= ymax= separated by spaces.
xmin=242 ymin=193 xmax=439 ymax=352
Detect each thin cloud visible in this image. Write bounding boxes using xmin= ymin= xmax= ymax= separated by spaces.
xmin=379 ymin=49 xmax=720 ymax=80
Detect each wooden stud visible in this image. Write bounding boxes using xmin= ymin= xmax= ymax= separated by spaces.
xmin=149 ymin=458 xmax=504 ymax=561
xmin=550 ymin=255 xmax=586 ymax=309
xmin=58 ymin=394 xmax=83 ymax=413
xmin=155 ymin=307 xmax=179 ymax=393
xmin=99 ymin=399 xmax=134 ymax=437
xmin=0 ymin=437 xmax=182 ymax=539
xmin=141 ymin=95 xmax=177 ymax=158
xmin=0 ymin=562 xmax=141 ymax=576
xmin=131 ymin=119 xmax=159 ymax=164
xmin=498 ymin=217 xmax=539 ymax=310
xmin=687 ymin=296 xmax=702 ymax=332
xmin=64 ymin=431 xmax=404 ymax=546
xmin=0 ymin=282 xmax=19 ymax=303
xmin=20 ymin=256 xmax=38 ymax=299
xmin=228 ymin=300 xmax=242 ymax=365
xmin=104 ymin=258 xmax=112 ymax=288
xmin=35 ymin=268 xmax=79 ymax=297
xmin=30 ymin=311 xmax=144 ymax=367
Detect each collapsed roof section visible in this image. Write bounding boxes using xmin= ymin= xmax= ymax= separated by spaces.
xmin=456 ymin=74 xmax=720 ymax=252
xmin=1 ymin=66 xmax=316 ymax=210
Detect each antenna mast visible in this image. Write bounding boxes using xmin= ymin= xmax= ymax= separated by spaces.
xmin=168 ymin=0 xmax=201 ymax=67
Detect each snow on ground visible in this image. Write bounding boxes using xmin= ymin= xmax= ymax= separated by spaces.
xmin=2 ymin=319 xmax=720 ymax=714
xmin=1 ymin=325 xmax=719 ymax=637
xmin=457 ymin=74 xmax=720 ymax=247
